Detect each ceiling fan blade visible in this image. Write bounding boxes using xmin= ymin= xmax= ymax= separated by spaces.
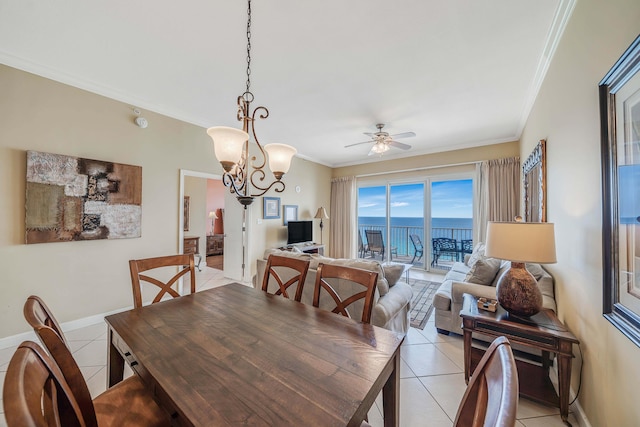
xmin=388 ymin=140 xmax=412 ymax=150
xmin=389 ymin=131 xmax=416 ymax=139
xmin=363 ymin=132 xmax=376 ymax=137
xmin=344 ymin=140 xmax=374 ymax=148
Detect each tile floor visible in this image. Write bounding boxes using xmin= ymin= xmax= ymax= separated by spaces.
xmin=0 ymin=267 xmax=577 ymax=427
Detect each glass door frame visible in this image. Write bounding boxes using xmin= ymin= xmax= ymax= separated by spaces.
xmin=356 ymin=170 xmax=475 ymax=271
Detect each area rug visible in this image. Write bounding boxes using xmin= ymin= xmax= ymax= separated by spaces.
xmin=407 ymin=279 xmax=441 ymax=330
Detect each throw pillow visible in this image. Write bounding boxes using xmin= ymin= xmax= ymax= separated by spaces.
xmin=467 ymin=242 xmax=486 ymax=268
xmin=382 ymin=264 xmax=405 ymax=287
xmin=464 ymin=257 xmax=502 ymax=285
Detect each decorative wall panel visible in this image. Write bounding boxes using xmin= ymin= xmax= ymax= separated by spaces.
xmin=25 ymin=151 xmax=142 ymax=243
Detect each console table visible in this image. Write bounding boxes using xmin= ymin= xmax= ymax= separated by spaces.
xmin=206 ymin=234 xmax=224 ymax=256
xmin=460 ymin=293 xmax=578 ymax=426
xmin=279 ymin=243 xmax=325 ymax=255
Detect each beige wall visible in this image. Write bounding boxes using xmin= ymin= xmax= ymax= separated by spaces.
xmin=520 ymin=0 xmax=640 ymax=425
xmin=0 ymin=64 xmax=331 ymax=338
xmin=245 ymin=157 xmax=332 ymax=277
xmin=332 ymin=141 xmax=519 ymax=178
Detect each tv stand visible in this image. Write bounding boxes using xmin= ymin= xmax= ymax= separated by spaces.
xmin=280 ymin=243 xmax=325 ymax=255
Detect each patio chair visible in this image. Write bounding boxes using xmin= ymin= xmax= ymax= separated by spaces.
xmin=431 ymin=237 xmax=458 ymax=266
xmin=461 ymin=239 xmax=474 ymax=257
xmin=358 ymin=231 xmax=368 ymax=258
xmin=364 ymin=229 xmax=397 ymax=260
xmin=409 ymin=234 xmax=424 ymax=264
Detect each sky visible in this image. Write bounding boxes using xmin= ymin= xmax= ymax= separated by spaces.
xmin=358 ymin=179 xmax=473 ymax=218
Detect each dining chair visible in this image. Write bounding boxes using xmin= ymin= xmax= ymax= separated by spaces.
xmin=313 ymin=263 xmax=378 ymax=324
xmin=453 ymin=336 xmax=518 ymax=427
xmin=261 ymin=254 xmax=310 ymax=302
xmin=3 ymin=340 xmax=170 ymax=427
xmin=22 ymin=295 xmax=171 ymax=426
xmin=129 ymin=253 xmax=196 ymax=308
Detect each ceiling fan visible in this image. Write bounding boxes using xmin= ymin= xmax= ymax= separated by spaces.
xmin=345 ymin=123 xmax=416 ymax=156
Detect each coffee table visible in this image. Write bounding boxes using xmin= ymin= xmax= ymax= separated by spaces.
xmin=382 ymin=262 xmax=412 ymax=282
xmin=460 ymin=293 xmax=579 ymax=426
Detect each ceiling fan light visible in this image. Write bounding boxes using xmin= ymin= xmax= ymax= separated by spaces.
xmin=207 ymin=126 xmax=249 ymax=172
xmin=371 ymin=142 xmax=389 ymax=154
xmin=264 ymin=143 xmax=297 ymax=179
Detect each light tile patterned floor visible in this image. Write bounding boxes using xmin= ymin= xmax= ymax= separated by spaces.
xmin=0 ymin=267 xmax=578 ymax=426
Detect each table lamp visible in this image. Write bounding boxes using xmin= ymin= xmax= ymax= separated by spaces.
xmin=208 ymin=211 xmax=218 ymax=236
xmin=314 ymin=207 xmax=329 ymax=244
xmin=484 ymin=221 xmax=556 ymax=316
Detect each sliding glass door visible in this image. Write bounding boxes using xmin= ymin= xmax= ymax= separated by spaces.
xmin=357 ymin=183 xmax=425 ymax=265
xmin=357 ymin=174 xmax=474 ymax=272
xmin=430 ymin=179 xmax=473 ymax=270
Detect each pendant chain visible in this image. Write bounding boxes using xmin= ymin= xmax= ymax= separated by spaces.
xmin=245 ymin=0 xmax=252 ymax=94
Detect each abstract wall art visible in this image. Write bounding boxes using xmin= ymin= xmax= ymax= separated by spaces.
xmin=25 ymin=151 xmax=142 ymax=243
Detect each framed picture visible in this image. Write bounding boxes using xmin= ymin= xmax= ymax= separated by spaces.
xmin=522 ymin=139 xmax=546 ymax=222
xmin=263 ymin=197 xmax=280 ymax=219
xmin=283 ymin=205 xmax=298 ymax=225
xmin=183 ymin=196 xmax=190 ymax=231
xmin=600 ymin=34 xmax=640 ymax=347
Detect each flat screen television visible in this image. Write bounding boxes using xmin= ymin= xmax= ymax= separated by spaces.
xmin=287 ymin=221 xmax=313 ymax=245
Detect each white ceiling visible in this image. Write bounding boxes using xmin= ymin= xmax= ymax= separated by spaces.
xmin=0 ymin=0 xmax=573 ymax=168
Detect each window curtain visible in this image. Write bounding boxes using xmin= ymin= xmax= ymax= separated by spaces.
xmin=329 ymin=176 xmax=356 ymax=258
xmin=474 ymin=157 xmax=520 ymax=243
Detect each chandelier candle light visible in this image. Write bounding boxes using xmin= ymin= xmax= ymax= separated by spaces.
xmin=207 ymin=0 xmax=296 ymax=207
xmin=484 ymin=221 xmax=557 ymax=317
xmin=314 ymin=207 xmax=329 ymax=244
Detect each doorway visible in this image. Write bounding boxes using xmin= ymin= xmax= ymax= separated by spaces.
xmin=179 ymin=170 xmax=245 ymax=281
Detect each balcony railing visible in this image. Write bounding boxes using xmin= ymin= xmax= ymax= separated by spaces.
xmin=358 ymin=223 xmax=472 ymax=270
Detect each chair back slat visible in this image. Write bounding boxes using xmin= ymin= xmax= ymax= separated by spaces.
xmin=23 ymin=297 xmax=98 ymax=427
xmin=313 ymin=263 xmax=378 ymax=324
xmin=261 ymin=255 xmax=310 ymax=302
xmin=453 ymin=336 xmax=518 ymax=427
xmin=129 ymin=254 xmax=196 ymax=308
xmin=3 ymin=341 xmax=87 ymax=427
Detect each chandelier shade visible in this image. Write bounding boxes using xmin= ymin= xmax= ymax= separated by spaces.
xmin=264 ymin=143 xmax=297 ymax=179
xmin=207 ymin=126 xmax=249 ymax=172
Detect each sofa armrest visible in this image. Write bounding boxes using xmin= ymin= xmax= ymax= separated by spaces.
xmin=372 ymin=282 xmax=412 ymax=329
xmin=451 ymin=281 xmax=497 ymax=304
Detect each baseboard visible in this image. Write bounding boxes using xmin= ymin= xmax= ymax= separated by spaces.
xmin=0 ymin=305 xmax=133 ymax=350
xmin=550 ymin=360 xmax=592 ymax=427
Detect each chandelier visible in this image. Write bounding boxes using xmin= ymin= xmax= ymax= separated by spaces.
xmin=207 ymin=0 xmax=296 ymax=207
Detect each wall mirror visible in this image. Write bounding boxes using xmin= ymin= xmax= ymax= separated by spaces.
xmin=600 ymin=34 xmax=640 ymax=347
xmin=522 ymin=139 xmax=547 ymax=222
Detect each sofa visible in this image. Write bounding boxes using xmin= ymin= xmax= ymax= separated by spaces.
xmin=433 ymin=243 xmax=556 ymax=336
xmin=253 ymin=249 xmax=413 ymax=334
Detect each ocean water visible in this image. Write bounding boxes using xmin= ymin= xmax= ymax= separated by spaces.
xmin=358 ymin=217 xmax=472 ymax=256
xmin=358 ymin=216 xmax=472 ymax=229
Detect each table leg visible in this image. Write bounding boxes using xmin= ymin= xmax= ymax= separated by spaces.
xmin=107 ymin=329 xmax=125 ymax=388
xmin=462 ymin=327 xmax=472 ymax=384
xmin=557 ymin=353 xmax=573 ymax=426
xmin=382 ymin=349 xmax=400 ymax=427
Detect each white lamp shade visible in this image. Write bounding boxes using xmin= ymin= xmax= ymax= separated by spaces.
xmin=485 ymin=222 xmax=557 ymax=264
xmin=208 ymin=211 xmax=218 ymax=219
xmin=206 ymin=126 xmax=248 ymax=167
xmin=314 ymin=207 xmax=329 ymax=220
xmin=264 ymin=143 xmax=297 ymax=176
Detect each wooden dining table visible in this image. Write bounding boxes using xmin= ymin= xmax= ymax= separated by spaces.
xmin=105 ymin=283 xmax=405 ymax=427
